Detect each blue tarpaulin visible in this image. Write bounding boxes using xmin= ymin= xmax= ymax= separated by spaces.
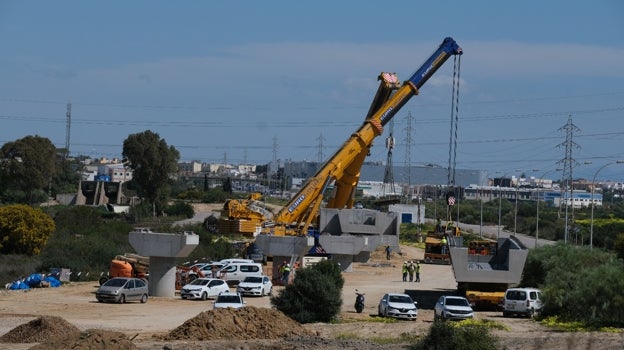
xmin=9 ymin=281 xmax=29 ymax=290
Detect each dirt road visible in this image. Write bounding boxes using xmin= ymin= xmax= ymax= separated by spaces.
xmin=1 ymin=245 xmax=623 ymax=349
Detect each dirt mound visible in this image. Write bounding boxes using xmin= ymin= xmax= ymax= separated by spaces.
xmin=164 ymin=306 xmax=314 ymax=341
xmin=0 ymin=315 xmax=79 ymax=343
xmin=29 ymin=329 xmax=137 ymax=350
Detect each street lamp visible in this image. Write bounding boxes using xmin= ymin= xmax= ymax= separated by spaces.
xmin=495 ymin=171 xmax=509 ymax=241
xmin=535 ymin=168 xmax=561 ymax=248
xmin=590 ymin=160 xmax=624 ymax=249
xmin=498 ymin=185 xmax=502 ymax=240
xmin=479 ymin=174 xmax=490 ymax=237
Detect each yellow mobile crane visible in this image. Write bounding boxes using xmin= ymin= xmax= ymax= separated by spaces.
xmin=262 ymin=37 xmax=463 ymax=236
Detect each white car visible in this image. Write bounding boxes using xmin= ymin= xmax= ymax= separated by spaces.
xmin=434 ymin=295 xmax=474 ymax=321
xmin=236 ymin=275 xmax=273 ymax=296
xmin=213 ymin=291 xmax=246 ymax=309
xmin=180 ymin=278 xmax=230 ymax=300
xmin=378 ymin=293 xmax=418 ymax=320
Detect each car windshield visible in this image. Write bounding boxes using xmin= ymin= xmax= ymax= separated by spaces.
xmin=389 ymin=295 xmax=413 ymax=303
xmin=217 ymin=295 xmax=242 ymax=303
xmin=446 ymin=298 xmax=469 ymax=306
xmin=190 ymin=279 xmax=210 ymax=286
xmin=243 ymin=277 xmax=262 ymax=283
xmin=104 ymin=279 xmax=127 ymax=287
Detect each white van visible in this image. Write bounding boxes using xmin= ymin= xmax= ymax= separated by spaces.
xmin=216 ymin=262 xmax=263 ymax=284
xmin=219 ymin=258 xmax=255 ymax=265
xmin=502 ymin=287 xmax=543 ymax=318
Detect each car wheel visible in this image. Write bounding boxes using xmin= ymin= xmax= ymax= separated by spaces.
xmin=98 ymin=277 xmax=108 ymax=286
xmin=201 ymin=292 xmax=208 ymax=301
xmin=118 ymin=294 xmax=125 ymax=304
xmin=528 ymin=308 xmax=535 ymax=319
xmin=378 ymin=307 xmax=383 ymax=317
xmin=188 ymin=275 xmax=197 ymax=282
xmin=267 ymin=287 xmax=272 ymax=296
xmin=140 ymin=294 xmax=148 ymax=303
xmin=502 ymin=311 xmax=510 ymax=317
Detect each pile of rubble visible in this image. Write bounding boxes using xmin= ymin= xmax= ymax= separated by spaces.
xmin=0 ymin=316 xmax=78 ymax=343
xmin=0 ymin=307 xmax=317 ymax=349
xmin=0 ymin=315 xmax=135 ymax=349
xmin=163 ymin=306 xmax=314 ymax=341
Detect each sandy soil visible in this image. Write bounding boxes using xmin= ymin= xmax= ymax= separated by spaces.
xmin=0 ymin=236 xmax=623 ymax=348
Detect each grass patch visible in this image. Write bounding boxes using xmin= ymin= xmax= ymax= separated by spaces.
xmin=336 ymin=316 xmax=398 ymax=324
xmin=335 ymin=331 xmax=421 ymax=344
xmin=454 ymin=318 xmax=510 ymax=331
xmin=370 ymin=332 xmax=422 ymax=344
xmin=540 ymin=316 xmax=624 ymax=332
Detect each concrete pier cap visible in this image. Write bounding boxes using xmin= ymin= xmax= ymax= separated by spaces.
xmin=129 ymin=228 xmax=199 ymax=297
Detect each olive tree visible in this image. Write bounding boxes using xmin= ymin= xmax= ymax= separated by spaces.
xmin=0 ymin=135 xmax=57 ymax=204
xmin=122 ymin=130 xmax=180 ymax=215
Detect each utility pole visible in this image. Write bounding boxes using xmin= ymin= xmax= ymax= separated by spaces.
xmin=557 ymin=115 xmax=580 ymax=244
xmin=271 ymin=136 xmax=279 ymax=192
xmin=403 ymin=112 xmax=413 ymax=201
xmin=65 ymin=102 xmax=71 ymax=158
xmin=316 ymin=133 xmax=325 ymax=163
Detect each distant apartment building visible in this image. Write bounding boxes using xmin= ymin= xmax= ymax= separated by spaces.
xmin=80 ymin=160 xmax=132 ymax=183
xmin=464 ymin=185 xmax=604 ymax=208
xmin=178 ymin=160 xmax=203 ymax=174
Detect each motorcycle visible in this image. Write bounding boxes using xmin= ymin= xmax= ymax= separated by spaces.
xmin=354 ymin=289 xmax=365 ymax=313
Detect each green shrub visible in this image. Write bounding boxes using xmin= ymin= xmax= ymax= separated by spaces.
xmin=271 ymin=259 xmax=344 ymax=323
xmin=164 ymin=201 xmax=195 ymax=218
xmin=522 ymin=243 xmax=624 ymax=327
xmin=410 ymin=320 xmax=499 ymax=350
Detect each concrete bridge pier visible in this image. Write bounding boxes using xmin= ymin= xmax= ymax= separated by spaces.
xmin=129 ymin=229 xmax=199 ymax=297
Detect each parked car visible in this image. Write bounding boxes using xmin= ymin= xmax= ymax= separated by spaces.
xmin=236 ymin=275 xmax=272 ymax=296
xmin=377 ymin=293 xmax=418 ymax=320
xmin=213 ymin=291 xmax=246 ymax=309
xmin=180 ymin=278 xmax=230 ymax=300
xmin=502 ymin=287 xmax=543 ymax=318
xmin=216 ymin=262 xmax=263 ymax=285
xmin=434 ymin=295 xmax=474 ymax=321
xmin=187 ymin=262 xmax=226 ymax=280
xmin=95 ymin=277 xmax=148 ymax=304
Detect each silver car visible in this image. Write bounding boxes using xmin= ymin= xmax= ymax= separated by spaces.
xmin=236 ymin=275 xmax=272 ymax=296
xmin=95 ymin=277 xmax=148 ymax=304
xmin=378 ymin=293 xmax=418 ymax=320
xmin=434 ymin=295 xmax=474 ymax=321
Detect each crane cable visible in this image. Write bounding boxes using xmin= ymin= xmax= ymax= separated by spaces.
xmin=445 ymin=55 xmax=461 ymax=225
xmin=448 ymin=54 xmax=461 ymax=188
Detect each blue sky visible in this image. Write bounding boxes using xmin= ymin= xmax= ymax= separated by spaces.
xmin=1 ymin=1 xmax=623 ymax=181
